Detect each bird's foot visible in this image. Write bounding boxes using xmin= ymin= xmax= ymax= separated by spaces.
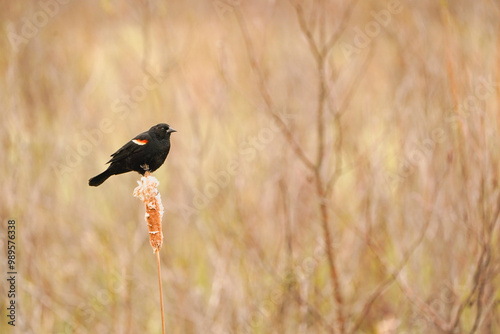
xmin=140 ymin=164 xmax=150 ymax=172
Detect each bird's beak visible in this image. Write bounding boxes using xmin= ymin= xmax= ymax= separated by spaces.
xmin=167 ymin=128 xmax=177 ymax=133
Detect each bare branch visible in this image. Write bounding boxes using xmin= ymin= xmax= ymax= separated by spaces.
xmin=292 ymin=2 xmax=326 ymax=171
xmin=234 ymin=9 xmax=316 ymax=172
xmin=351 ymin=168 xmax=449 ymax=332
xmin=326 ymin=48 xmax=374 ymax=196
xmin=322 ymin=0 xmax=360 ymax=57
xmin=292 ymin=3 xmax=322 ymax=64
xmin=448 ymin=192 xmax=500 ymax=332
xmin=469 ymin=247 xmax=491 ymax=334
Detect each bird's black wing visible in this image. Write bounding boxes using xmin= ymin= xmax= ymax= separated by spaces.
xmin=106 ymin=131 xmax=152 ymax=164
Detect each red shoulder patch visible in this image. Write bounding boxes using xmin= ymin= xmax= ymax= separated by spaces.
xmin=132 ymin=139 xmax=148 ymax=145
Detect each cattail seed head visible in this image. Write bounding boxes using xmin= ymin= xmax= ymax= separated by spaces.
xmin=133 ymin=172 xmax=164 ymax=252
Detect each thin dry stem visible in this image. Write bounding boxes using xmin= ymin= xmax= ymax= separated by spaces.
xmin=133 ymin=171 xmax=166 ymax=334
xmin=157 ymin=251 xmax=166 ymax=334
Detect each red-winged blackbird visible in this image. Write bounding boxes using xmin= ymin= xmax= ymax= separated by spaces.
xmin=89 ymin=123 xmax=176 ymax=187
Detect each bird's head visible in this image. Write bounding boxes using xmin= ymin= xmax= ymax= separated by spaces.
xmin=151 ymin=123 xmax=177 ymax=139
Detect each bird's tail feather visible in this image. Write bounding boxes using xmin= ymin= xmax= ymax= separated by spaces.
xmin=88 ymin=169 xmax=113 ymax=187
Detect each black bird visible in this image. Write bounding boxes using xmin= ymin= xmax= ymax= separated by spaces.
xmin=89 ymin=123 xmax=176 ymax=186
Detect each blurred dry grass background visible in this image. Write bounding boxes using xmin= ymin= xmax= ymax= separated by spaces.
xmin=1 ymin=0 xmax=500 ymax=333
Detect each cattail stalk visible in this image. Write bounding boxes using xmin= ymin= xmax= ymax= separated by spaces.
xmin=133 ymin=171 xmax=165 ymax=334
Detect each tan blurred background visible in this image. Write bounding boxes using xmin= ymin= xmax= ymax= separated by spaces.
xmin=1 ymin=0 xmax=499 ymax=333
